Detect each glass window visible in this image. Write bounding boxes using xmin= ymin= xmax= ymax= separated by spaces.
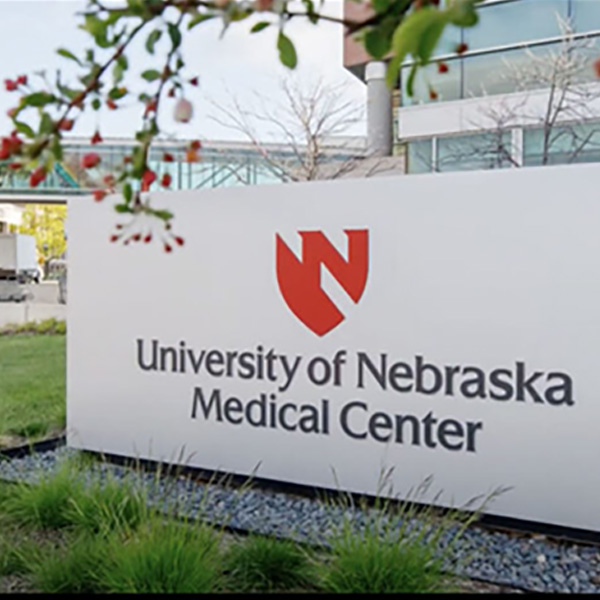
xmin=437 ymin=132 xmax=514 ymax=172
xmin=401 ymin=58 xmax=462 ymax=106
xmin=466 ymin=0 xmax=569 ymax=52
xmin=523 ymin=121 xmax=600 ymax=165
xmin=463 ymin=41 xmax=577 ymax=99
xmin=571 ymin=0 xmax=600 ymax=34
xmin=407 ymin=139 xmax=433 ymax=174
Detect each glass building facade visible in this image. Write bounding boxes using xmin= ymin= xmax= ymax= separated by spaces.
xmin=0 ymin=140 xmax=358 ymax=196
xmin=402 ymin=0 xmax=600 ymax=174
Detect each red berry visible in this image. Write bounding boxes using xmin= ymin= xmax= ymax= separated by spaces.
xmin=16 ymin=75 xmax=27 ymax=86
xmin=185 ymin=149 xmax=200 ymax=163
xmin=174 ymin=236 xmax=184 ymax=246
xmin=164 ymin=243 xmax=172 ymax=253
xmin=91 ymin=130 xmax=103 ymax=145
xmin=8 ymin=162 xmax=21 ymax=170
xmin=145 ymin=99 xmax=157 ymax=116
xmin=29 ymin=167 xmax=46 ymax=188
xmin=168 ymin=87 xmax=176 ymax=98
xmin=141 ymin=169 xmax=157 ymax=191
xmin=189 ymin=77 xmax=199 ymax=86
xmin=4 ymin=79 xmax=17 ymax=92
xmin=93 ymin=189 xmax=107 ymax=202
xmin=429 ymin=88 xmax=439 ymax=101
xmin=456 ymin=42 xmax=468 ymax=55
xmin=132 ymin=233 xmax=141 ymax=242
xmin=58 ymin=118 xmax=74 ymax=131
xmin=103 ymin=174 xmax=116 ymax=187
xmin=144 ymin=234 xmax=152 ymax=243
xmin=81 ymin=152 xmax=101 ymax=169
xmin=106 ymin=99 xmax=117 ymax=110
xmin=110 ymin=234 xmax=119 ymax=243
xmin=437 ymin=62 xmax=449 ymax=74
xmin=190 ymin=139 xmax=202 ymax=151
xmin=123 ymin=155 xmax=133 ymax=164
xmin=162 ymin=152 xmax=175 ymax=162
xmin=161 ymin=173 xmax=172 ymax=188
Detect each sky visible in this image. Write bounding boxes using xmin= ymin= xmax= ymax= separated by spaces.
xmin=0 ymin=0 xmax=366 ymax=143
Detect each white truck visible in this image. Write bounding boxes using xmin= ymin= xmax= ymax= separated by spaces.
xmin=0 ymin=233 xmax=39 ymax=301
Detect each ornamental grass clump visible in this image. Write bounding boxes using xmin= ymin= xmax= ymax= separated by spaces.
xmin=96 ymin=518 xmax=222 ymax=594
xmin=65 ymin=473 xmax=149 ymax=536
xmin=318 ymin=474 xmax=503 ymax=594
xmin=224 ymin=535 xmax=316 ymax=592
xmin=0 ymin=463 xmax=85 ymax=530
xmin=30 ymin=533 xmax=108 ymax=594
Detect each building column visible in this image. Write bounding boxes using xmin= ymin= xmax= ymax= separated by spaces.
xmin=366 ymin=61 xmax=393 ymax=157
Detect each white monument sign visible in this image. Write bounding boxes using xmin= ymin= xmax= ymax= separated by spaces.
xmin=67 ymin=163 xmax=600 ymax=532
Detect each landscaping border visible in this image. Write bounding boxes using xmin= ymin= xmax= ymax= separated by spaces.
xmin=1 ymin=436 xmax=598 ymax=548
xmin=2 ymin=438 xmax=597 ymax=593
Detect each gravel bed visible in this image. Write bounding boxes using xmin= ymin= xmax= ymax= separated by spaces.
xmin=1 ymin=447 xmax=599 ymax=593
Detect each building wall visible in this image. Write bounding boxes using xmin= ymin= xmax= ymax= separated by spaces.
xmin=343 ymin=0 xmax=600 ymax=174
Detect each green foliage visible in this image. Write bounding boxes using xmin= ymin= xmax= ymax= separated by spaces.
xmin=96 ymin=520 xmax=222 ymax=593
xmin=277 ymin=32 xmax=298 ymax=69
xmin=66 ymin=475 xmax=149 ymax=536
xmin=386 ymin=0 xmax=481 ymax=88
xmin=0 ymin=0 xmax=485 ymax=241
xmin=321 ymin=519 xmax=446 ymax=593
xmin=18 ymin=204 xmax=66 ymax=264
xmin=0 ymin=319 xmax=66 ymax=337
xmin=317 ymin=478 xmax=493 ymax=594
xmin=1 ymin=465 xmax=85 ymax=530
xmin=31 ymin=533 xmax=107 ymax=593
xmin=36 ymin=318 xmax=58 ymax=335
xmin=225 ymin=535 xmax=315 ymax=592
xmin=0 ymin=535 xmax=43 ymax=576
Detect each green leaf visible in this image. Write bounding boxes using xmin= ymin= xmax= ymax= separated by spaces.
xmin=92 ymin=98 xmax=101 ymax=111
xmin=141 ymin=69 xmax=162 ymax=82
xmin=406 ymin=63 xmax=418 ymax=98
xmin=113 ymin=63 xmax=125 ymax=84
xmin=22 ymin=92 xmax=56 ymax=108
xmin=14 ymin=121 xmax=35 ymax=138
xmin=167 ymin=22 xmax=182 ymax=50
xmin=81 ymin=14 xmax=110 ymax=48
xmin=51 ymin=136 xmax=63 ymax=162
xmin=448 ymin=0 xmax=480 ymax=27
xmin=145 ymin=29 xmax=162 ymax=54
xmin=187 ymin=12 xmax=215 ymax=30
xmin=277 ymin=32 xmax=297 ymax=69
xmin=109 ymin=87 xmax=128 ymax=100
xmin=251 ymin=21 xmax=270 ymax=33
xmin=385 ymin=7 xmax=449 ymax=88
xmin=114 ymin=203 xmax=132 ymax=213
xmin=117 ymin=54 xmax=128 ymax=71
xmin=153 ymin=209 xmax=174 ymax=221
xmin=57 ymin=48 xmax=81 ymax=65
xmin=372 ymin=0 xmax=393 ymax=13
xmin=365 ymin=29 xmax=392 ymax=60
xmin=123 ymin=183 xmax=133 ymax=203
xmin=39 ymin=113 xmax=54 ymax=135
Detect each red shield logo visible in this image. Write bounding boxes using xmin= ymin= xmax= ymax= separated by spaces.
xmin=275 ymin=230 xmax=369 ymax=336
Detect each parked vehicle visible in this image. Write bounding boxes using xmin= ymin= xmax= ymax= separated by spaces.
xmin=0 ymin=234 xmax=38 ymax=282
xmin=0 ymin=234 xmax=38 ymax=301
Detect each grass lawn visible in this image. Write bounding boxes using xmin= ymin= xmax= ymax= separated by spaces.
xmin=0 ymin=335 xmax=66 ymax=447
